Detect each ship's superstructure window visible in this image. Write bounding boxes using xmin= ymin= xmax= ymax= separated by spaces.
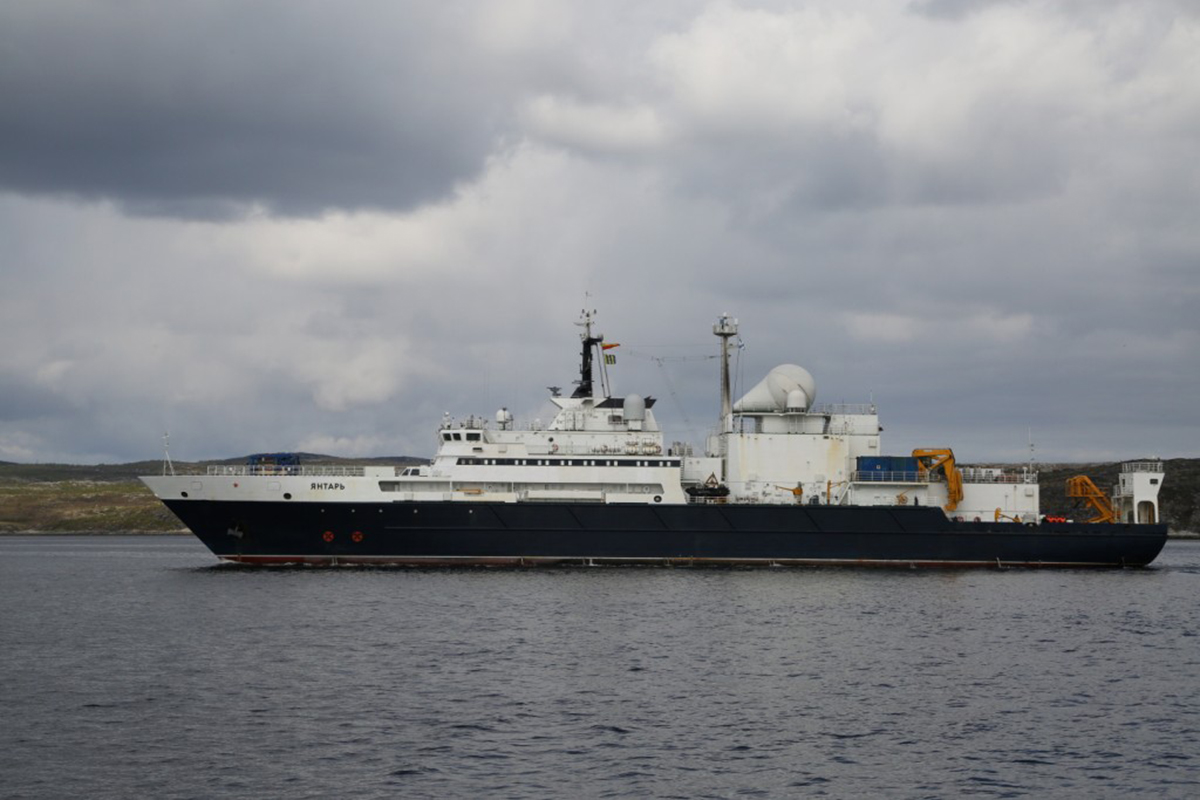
xmin=453 ymin=457 xmax=681 ymax=468
xmin=466 ymin=432 xmax=481 ymax=441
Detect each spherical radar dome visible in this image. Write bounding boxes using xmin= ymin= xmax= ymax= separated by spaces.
xmin=733 ymin=364 xmax=817 ymax=413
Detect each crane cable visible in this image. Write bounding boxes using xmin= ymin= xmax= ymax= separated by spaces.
xmin=622 ymin=341 xmax=746 ymax=444
xmin=622 ymin=347 xmax=717 ymax=443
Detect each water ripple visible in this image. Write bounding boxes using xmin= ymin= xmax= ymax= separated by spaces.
xmin=2 ymin=536 xmax=1200 ymax=798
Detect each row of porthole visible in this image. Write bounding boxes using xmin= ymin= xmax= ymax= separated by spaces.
xmin=323 ymin=531 xmax=365 ymax=543
xmin=181 ymin=490 xmax=295 ymax=499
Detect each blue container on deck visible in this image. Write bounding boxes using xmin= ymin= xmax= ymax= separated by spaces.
xmin=858 ymin=456 xmax=890 ymax=474
xmin=857 ymin=456 xmax=919 ymax=480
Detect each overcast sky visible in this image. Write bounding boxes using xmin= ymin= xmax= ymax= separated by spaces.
xmin=2 ymin=0 xmax=1197 ymax=465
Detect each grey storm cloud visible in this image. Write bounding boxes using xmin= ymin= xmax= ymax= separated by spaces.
xmin=0 ymin=2 xmax=522 ymax=216
xmin=0 ymin=0 xmax=1197 ymax=464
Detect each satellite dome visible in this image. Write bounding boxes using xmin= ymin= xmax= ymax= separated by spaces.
xmin=734 ymin=364 xmax=817 ymax=413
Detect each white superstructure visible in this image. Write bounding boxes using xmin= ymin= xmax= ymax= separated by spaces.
xmin=1112 ymin=461 xmax=1165 ymax=524
xmin=145 ymin=310 xmax=687 ymax=506
xmin=682 ymin=315 xmax=1042 ymax=521
xmin=143 ymin=311 xmax=1161 ymax=525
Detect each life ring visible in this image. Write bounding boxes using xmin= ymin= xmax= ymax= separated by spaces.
xmin=322 ymin=531 xmax=334 ymax=542
xmin=653 ymin=444 xmax=662 ymax=455
xmin=352 ymin=531 xmax=364 ymax=543
xmin=550 ymin=443 xmax=559 ymax=454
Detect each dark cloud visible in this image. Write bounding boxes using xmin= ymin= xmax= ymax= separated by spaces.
xmin=0 ymin=2 xmax=1197 ymax=464
xmin=0 ymin=373 xmax=79 ymax=421
xmin=0 ymin=2 xmax=515 ymax=217
xmin=909 ymin=0 xmax=1027 ymax=20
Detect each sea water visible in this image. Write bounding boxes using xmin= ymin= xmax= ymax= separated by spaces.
xmin=1 ymin=535 xmax=1198 ymax=799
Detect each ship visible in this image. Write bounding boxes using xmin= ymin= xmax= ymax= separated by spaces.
xmin=142 ymin=312 xmax=1168 ymax=567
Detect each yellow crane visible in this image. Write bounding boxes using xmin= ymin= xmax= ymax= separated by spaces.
xmin=825 ymin=479 xmax=848 ymax=505
xmin=912 ymin=448 xmax=964 ymax=512
xmin=1066 ymin=475 xmax=1116 ymax=524
xmin=774 ymin=484 xmax=804 ymax=502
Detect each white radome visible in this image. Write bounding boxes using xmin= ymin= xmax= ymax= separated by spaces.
xmin=734 ymin=364 xmax=817 ymax=413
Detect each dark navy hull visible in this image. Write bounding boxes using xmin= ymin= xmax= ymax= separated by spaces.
xmin=165 ymin=500 xmax=1168 ymax=568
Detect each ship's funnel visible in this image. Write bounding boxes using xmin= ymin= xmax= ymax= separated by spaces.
xmin=734 ymin=364 xmax=817 ymax=413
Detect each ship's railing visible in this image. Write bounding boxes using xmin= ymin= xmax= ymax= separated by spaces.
xmin=810 ymin=403 xmax=877 ymax=416
xmin=686 ymin=495 xmax=847 ymax=506
xmin=852 ymin=468 xmax=1037 ymax=485
xmin=1122 ymin=461 xmax=1163 ymax=473
xmin=440 ymin=415 xmax=555 ymax=432
xmin=852 ymin=471 xmax=928 ymax=483
xmin=206 ymin=465 xmax=370 ymax=477
xmin=440 ymin=414 xmax=492 ymax=431
xmin=959 ymin=468 xmax=1037 ymax=484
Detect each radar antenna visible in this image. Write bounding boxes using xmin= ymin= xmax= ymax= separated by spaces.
xmin=713 ymin=313 xmax=739 ymax=433
xmin=572 ymin=309 xmax=608 ymax=398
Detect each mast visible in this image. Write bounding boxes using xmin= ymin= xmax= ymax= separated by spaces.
xmin=572 ymin=309 xmax=605 ymax=398
xmin=714 ymin=313 xmax=738 ymax=433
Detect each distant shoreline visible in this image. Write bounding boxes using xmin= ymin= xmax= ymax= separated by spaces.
xmin=0 ymin=529 xmax=190 ymax=536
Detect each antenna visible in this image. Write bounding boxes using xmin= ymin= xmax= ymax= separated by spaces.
xmin=162 ymin=432 xmax=176 ymax=476
xmin=572 ymin=308 xmax=606 ymax=398
xmin=713 ymin=313 xmax=739 ymax=433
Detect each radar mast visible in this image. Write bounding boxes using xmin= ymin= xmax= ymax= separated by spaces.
xmin=572 ymin=309 xmax=610 ymax=399
xmin=714 ymin=313 xmax=739 ymax=433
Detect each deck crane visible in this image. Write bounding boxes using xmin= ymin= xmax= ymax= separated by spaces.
xmin=1065 ymin=475 xmax=1117 ymax=524
xmin=774 ymin=484 xmax=804 ymax=503
xmin=912 ymin=448 xmax=964 ymax=512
